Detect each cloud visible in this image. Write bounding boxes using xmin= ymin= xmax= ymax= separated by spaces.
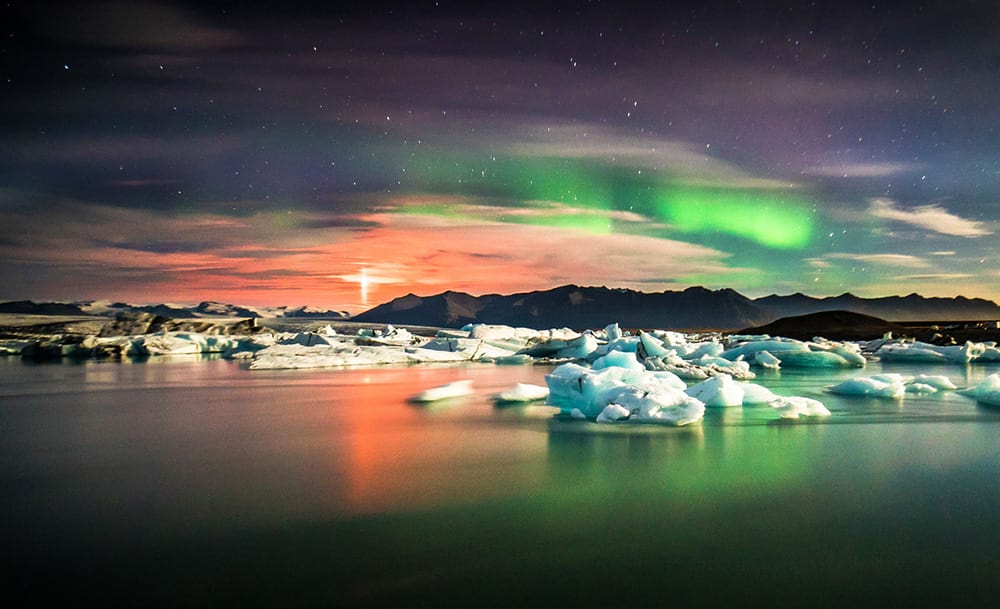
xmin=508 ymin=124 xmax=799 ymax=189
xmin=826 ymin=253 xmax=930 ymax=268
xmin=45 ymin=1 xmax=244 ymax=51
xmin=893 ymin=273 xmax=975 ymax=281
xmin=801 ymin=162 xmax=923 ymax=178
xmin=869 ymin=198 xmax=992 ymax=238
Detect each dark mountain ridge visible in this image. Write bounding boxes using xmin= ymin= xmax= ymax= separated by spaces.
xmin=352 ymin=284 xmax=1000 ymax=330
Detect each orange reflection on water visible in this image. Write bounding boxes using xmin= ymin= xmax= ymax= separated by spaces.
xmin=332 ymin=366 xmax=553 ymax=514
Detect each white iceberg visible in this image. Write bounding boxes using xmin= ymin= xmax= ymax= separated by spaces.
xmin=544 ymin=361 xmax=705 ymax=426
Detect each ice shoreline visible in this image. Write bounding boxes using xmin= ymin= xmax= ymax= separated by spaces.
xmin=3 ymin=316 xmax=999 ymax=420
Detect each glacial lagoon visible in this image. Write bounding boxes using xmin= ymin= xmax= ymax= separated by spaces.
xmin=3 ymin=356 xmax=1000 ymax=607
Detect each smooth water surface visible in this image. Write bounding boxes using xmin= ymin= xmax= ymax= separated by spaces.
xmin=2 ymin=356 xmax=999 ymax=607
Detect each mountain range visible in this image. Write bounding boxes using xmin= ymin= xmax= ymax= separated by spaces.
xmin=4 ymin=285 xmax=1000 ymax=331
xmin=0 ymin=300 xmax=349 ymax=320
xmin=350 ymin=284 xmax=1000 ymax=330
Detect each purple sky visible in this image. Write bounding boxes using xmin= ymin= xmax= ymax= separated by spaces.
xmin=2 ymin=1 xmax=998 ymax=311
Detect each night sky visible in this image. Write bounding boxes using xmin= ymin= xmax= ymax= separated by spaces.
xmin=2 ymin=1 xmax=998 ymax=311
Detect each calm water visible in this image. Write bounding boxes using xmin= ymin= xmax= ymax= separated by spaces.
xmin=2 ymin=356 xmax=1000 ymax=607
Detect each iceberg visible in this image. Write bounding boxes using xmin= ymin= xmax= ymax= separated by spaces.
xmin=544 ymin=361 xmax=705 ymax=426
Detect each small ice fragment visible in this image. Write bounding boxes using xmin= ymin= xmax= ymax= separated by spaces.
xmin=753 ymin=350 xmax=781 ymax=369
xmin=910 ymin=374 xmax=957 ymax=390
xmin=596 ymin=403 xmax=630 ymax=423
xmin=410 ymin=380 xmax=474 ymax=402
xmin=958 ymin=373 xmax=1000 ymax=406
xmin=570 ymin=408 xmax=587 ymax=420
xmin=769 ymin=396 xmax=831 ymax=418
xmin=828 ymin=376 xmax=905 ymax=399
xmin=496 ymin=383 xmax=550 ymax=403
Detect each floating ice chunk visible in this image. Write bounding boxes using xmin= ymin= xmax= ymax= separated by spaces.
xmin=570 ymin=408 xmax=587 ymax=420
xmin=492 ymin=354 xmax=535 ymax=365
xmin=644 ymin=355 xmax=755 ymax=380
xmin=739 ymin=382 xmax=778 ymax=405
xmin=721 ymin=338 xmax=810 ymax=361
xmin=410 ymin=380 xmax=474 ymax=402
xmin=596 ymin=403 xmax=630 ymax=423
xmin=958 ymin=373 xmax=1000 ymax=406
xmin=639 ymin=332 xmax=674 ymax=358
xmin=682 ymin=341 xmax=724 ymax=360
xmin=249 ymin=342 xmax=470 ymax=369
xmin=604 ymin=323 xmax=622 ymax=342
xmin=467 ymin=324 xmax=518 ymax=339
xmin=768 ymin=396 xmax=831 ymax=418
xmin=555 ymin=333 xmax=599 ymax=359
xmin=876 ymin=340 xmax=986 ymax=364
xmin=752 ymin=350 xmax=781 ymax=369
xmin=685 ymin=374 xmax=744 ymax=407
xmin=592 ymin=350 xmax=645 ymax=372
xmin=828 ymin=376 xmax=906 ymax=399
xmin=647 ymin=370 xmax=688 ymax=391
xmin=422 ymin=337 xmax=520 ymax=360
xmin=544 ymin=361 xmax=705 ymax=425
xmin=906 ymin=383 xmax=938 ymax=394
xmin=910 ymin=374 xmax=957 ymax=390
xmin=282 ymin=331 xmax=337 ymax=347
xmin=977 ymin=344 xmax=1000 ymax=361
xmin=496 ymin=383 xmax=550 ymax=403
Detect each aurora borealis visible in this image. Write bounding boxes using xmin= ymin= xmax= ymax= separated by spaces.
xmin=2 ymin=1 xmax=998 ymax=311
